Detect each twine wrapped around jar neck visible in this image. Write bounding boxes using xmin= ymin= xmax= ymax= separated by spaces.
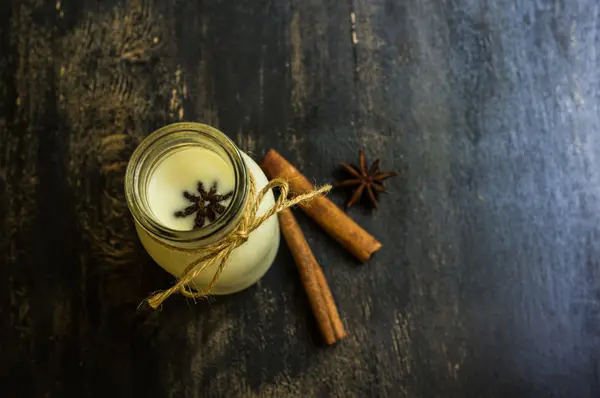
xmin=144 ymin=176 xmax=331 ymax=309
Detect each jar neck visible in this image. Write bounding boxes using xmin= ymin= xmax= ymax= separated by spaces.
xmin=125 ymin=123 xmax=248 ymax=247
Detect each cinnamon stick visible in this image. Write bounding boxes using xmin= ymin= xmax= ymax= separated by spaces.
xmin=314 ymin=264 xmax=347 ymax=340
xmin=262 ymin=149 xmax=382 ymax=262
xmin=278 ymin=208 xmax=346 ymax=344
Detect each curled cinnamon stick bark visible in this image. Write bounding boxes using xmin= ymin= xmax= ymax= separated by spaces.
xmin=263 ymin=149 xmax=382 ymax=262
xmin=314 ymin=265 xmax=346 ymax=340
xmin=278 ymin=208 xmax=346 ymax=344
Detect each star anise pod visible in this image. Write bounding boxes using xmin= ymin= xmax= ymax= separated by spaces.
xmin=174 ymin=181 xmax=233 ymax=229
xmin=336 ymin=148 xmax=397 ymax=209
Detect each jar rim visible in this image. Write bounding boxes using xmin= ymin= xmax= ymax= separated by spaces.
xmin=124 ymin=122 xmax=248 ymax=245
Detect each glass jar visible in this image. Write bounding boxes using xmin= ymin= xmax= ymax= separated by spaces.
xmin=125 ymin=122 xmax=280 ymax=294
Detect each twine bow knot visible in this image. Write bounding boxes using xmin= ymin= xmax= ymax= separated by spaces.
xmin=233 ymin=230 xmax=250 ymax=242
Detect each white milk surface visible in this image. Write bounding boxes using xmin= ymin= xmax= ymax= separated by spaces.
xmin=147 ymin=147 xmax=235 ymax=231
xmin=136 ymin=148 xmax=280 ymax=294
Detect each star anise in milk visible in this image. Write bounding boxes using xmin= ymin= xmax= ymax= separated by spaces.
xmin=174 ymin=182 xmax=233 ymax=229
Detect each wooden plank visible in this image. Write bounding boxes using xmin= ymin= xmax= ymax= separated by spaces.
xmin=2 ymin=0 xmax=600 ymax=397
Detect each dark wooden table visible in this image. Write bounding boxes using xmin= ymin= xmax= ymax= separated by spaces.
xmin=2 ymin=0 xmax=599 ymax=397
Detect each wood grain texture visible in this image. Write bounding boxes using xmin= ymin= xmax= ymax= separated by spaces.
xmin=1 ymin=0 xmax=600 ymax=397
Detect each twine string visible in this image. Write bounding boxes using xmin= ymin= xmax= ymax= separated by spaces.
xmin=145 ymin=176 xmax=331 ymax=309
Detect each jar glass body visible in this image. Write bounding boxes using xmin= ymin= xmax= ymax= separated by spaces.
xmin=125 ymin=123 xmax=280 ymax=294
